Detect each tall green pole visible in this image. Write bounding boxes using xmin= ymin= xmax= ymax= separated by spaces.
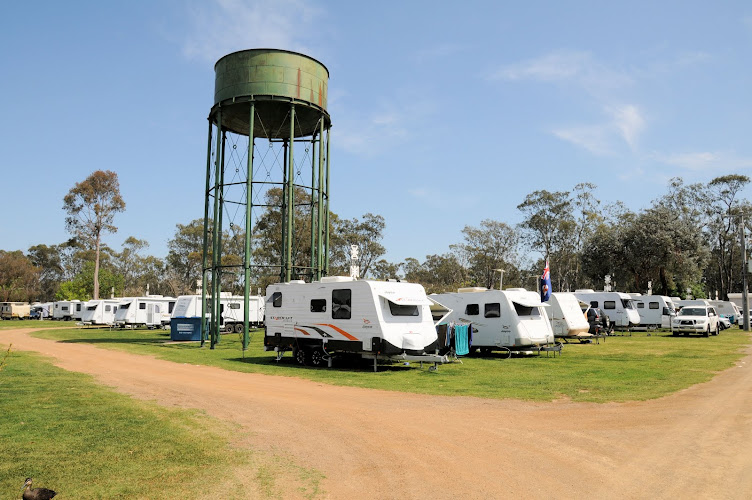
xmin=243 ymin=103 xmax=255 ymax=350
xmin=285 ymin=104 xmax=296 ymax=282
xmin=210 ymin=110 xmax=223 ymax=348
xmin=280 ymin=140 xmax=287 ymax=282
xmin=200 ymin=118 xmax=213 ymax=347
xmin=310 ymin=130 xmax=317 ymax=281
xmin=317 ymin=116 xmax=325 ymax=280
xmin=214 ymin=130 xmax=226 ymax=347
xmin=324 ymin=127 xmax=331 ymax=275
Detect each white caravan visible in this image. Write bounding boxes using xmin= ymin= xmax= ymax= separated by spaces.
xmin=430 ymin=287 xmax=555 ymax=352
xmin=114 ymin=296 xmax=176 ymax=328
xmin=573 ymin=290 xmax=640 ymax=329
xmin=708 ymin=300 xmax=740 ymax=324
xmin=52 ymin=300 xmax=81 ymax=320
xmin=81 ymin=299 xmax=123 ymax=325
xmin=171 ymin=293 xmax=265 ymax=333
xmin=631 ymin=295 xmax=676 ymax=329
xmin=72 ymin=300 xmax=88 ymax=321
xmin=264 ymin=277 xmax=450 ymax=369
xmin=548 ymin=292 xmax=590 ymax=338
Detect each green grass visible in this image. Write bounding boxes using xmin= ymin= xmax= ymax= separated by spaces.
xmin=24 ymin=325 xmax=752 ymax=403
xmin=0 ymin=319 xmax=73 ymax=330
xmin=0 ymin=347 xmax=323 ymax=499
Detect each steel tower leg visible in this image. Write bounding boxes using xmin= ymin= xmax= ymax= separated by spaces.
xmin=201 ymin=119 xmax=213 ymax=347
xmin=285 ymin=104 xmax=296 ymax=282
xmin=210 ymin=110 xmax=223 ymax=349
xmin=243 ymin=103 xmax=255 ymax=350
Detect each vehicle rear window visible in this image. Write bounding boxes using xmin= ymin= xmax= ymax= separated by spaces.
xmin=388 ymin=302 xmax=419 ymax=316
xmin=513 ymin=302 xmax=540 ymax=317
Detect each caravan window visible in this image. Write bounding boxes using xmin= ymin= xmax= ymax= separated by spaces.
xmin=590 ymin=301 xmax=598 ymax=308
xmin=87 ymin=305 xmax=97 ymax=311
xmin=513 ymin=302 xmax=540 ymax=317
xmin=76 ymin=303 xmax=82 ymax=311
xmin=484 ymin=303 xmax=501 ymax=318
xmin=622 ymin=299 xmax=635 ymax=309
xmin=229 ymin=303 xmax=241 ymax=310
xmin=62 ymin=306 xmax=69 ymax=311
xmin=635 ymin=302 xmax=644 ymax=309
xmin=121 ymin=302 xmax=131 ymax=309
xmin=649 ymin=302 xmax=659 ymax=309
xmin=271 ymin=292 xmax=282 ymax=308
xmin=310 ymin=299 xmax=326 ymax=313
xmin=389 ymin=302 xmax=419 ymax=316
xmin=465 ymin=304 xmax=480 ymax=315
xmin=139 ymin=303 xmax=146 ymax=310
xmin=332 ymin=289 xmax=352 ymax=319
xmin=168 ymin=301 xmax=175 ymax=314
xmin=105 ymin=305 xmax=111 ymax=312
xmin=604 ymin=301 xmax=616 ymax=309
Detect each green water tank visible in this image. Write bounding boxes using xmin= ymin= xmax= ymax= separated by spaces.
xmin=212 ymin=49 xmax=330 ymax=138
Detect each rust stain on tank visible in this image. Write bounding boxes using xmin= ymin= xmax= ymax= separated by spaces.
xmin=318 ymin=82 xmax=322 ymax=107
xmin=296 ymin=68 xmax=301 ymax=98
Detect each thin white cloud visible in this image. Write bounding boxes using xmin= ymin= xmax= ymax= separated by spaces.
xmin=653 ymin=151 xmax=752 ymax=172
xmin=609 ymin=104 xmax=645 ymax=149
xmin=553 ymin=104 xmax=645 ymax=155
xmin=181 ymin=0 xmax=323 ymax=63
xmin=332 ymin=93 xmax=436 ymax=156
xmin=490 ymin=50 xmax=633 ymax=94
xmin=552 ymin=125 xmax=613 ymax=156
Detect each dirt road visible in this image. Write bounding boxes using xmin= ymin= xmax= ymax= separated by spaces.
xmin=4 ymin=328 xmax=752 ymax=498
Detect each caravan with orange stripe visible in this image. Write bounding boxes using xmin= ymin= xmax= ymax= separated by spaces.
xmin=264 ymin=276 xmax=452 ymax=370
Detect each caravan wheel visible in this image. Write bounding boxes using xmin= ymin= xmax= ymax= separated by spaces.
xmin=310 ymin=347 xmax=327 ymax=367
xmin=234 ymin=323 xmax=244 ymax=334
xmin=293 ymin=346 xmax=307 ymax=365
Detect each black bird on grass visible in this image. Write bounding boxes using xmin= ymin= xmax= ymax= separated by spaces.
xmin=20 ymin=478 xmax=56 ymax=500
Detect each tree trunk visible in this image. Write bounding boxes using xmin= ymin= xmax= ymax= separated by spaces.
xmin=94 ymin=233 xmax=101 ymax=300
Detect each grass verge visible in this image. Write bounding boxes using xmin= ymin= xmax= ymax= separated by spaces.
xmin=22 ymin=325 xmax=752 ymax=403
xmin=0 ymin=348 xmax=323 ymax=499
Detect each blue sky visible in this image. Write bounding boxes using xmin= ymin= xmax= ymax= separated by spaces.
xmin=2 ymin=0 xmax=752 ymax=266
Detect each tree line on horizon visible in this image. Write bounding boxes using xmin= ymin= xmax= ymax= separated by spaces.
xmin=0 ymin=171 xmax=750 ymax=303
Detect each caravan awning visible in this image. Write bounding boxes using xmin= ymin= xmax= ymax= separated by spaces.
xmin=379 ymin=294 xmax=432 ymax=306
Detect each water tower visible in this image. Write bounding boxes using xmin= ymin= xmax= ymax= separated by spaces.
xmin=202 ymin=49 xmax=332 ymax=349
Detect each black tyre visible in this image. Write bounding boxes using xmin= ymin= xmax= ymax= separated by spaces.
xmin=310 ymin=347 xmax=326 ymax=367
xmin=703 ymin=326 xmax=710 ymax=337
xmin=293 ymin=346 xmax=307 ymax=365
xmin=234 ymin=322 xmax=244 ymax=334
xmin=714 ymin=324 xmax=720 ymax=336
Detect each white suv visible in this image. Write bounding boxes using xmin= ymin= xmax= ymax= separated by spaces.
xmin=671 ymin=306 xmax=720 ymax=337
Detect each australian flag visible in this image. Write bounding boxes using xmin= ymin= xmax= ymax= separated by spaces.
xmin=540 ymin=260 xmax=552 ymax=302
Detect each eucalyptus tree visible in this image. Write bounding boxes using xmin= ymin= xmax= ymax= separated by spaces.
xmin=456 ymin=219 xmax=518 ymax=289
xmin=0 ymin=250 xmax=40 ymax=302
xmin=704 ymin=174 xmax=751 ymax=299
xmin=63 ymin=170 xmax=125 ymax=300
xmin=517 ymin=189 xmax=575 ymax=291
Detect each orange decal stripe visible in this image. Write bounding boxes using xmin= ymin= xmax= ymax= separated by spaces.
xmin=294 ymin=327 xmax=310 ymax=336
xmin=317 ymin=323 xmax=358 ymax=341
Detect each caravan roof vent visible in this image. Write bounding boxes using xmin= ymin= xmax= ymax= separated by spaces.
xmin=457 ymin=287 xmax=488 ymax=293
xmin=288 ymin=280 xmax=306 ymax=284
xmin=505 ymin=288 xmax=528 ymax=292
xmin=320 ymin=276 xmax=355 ymax=283
xmin=575 ymin=289 xmax=596 ymax=293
